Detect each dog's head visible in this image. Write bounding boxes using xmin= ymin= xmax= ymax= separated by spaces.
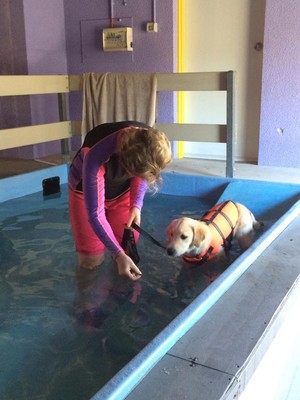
xmin=166 ymin=217 xmax=210 ymax=257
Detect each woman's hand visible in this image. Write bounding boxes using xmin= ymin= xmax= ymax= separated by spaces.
xmin=127 ymin=207 xmax=141 ymax=228
xmin=115 ymin=252 xmax=142 ymax=281
xmin=116 ymin=207 xmax=142 ymax=280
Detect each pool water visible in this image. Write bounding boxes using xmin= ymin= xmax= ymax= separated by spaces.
xmin=0 ymin=185 xmax=265 ymax=400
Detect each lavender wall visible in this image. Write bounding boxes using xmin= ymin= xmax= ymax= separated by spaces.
xmin=5 ymin=1 xmax=298 ymax=167
xmin=24 ymin=0 xmax=68 ymax=75
xmin=9 ymin=0 xmax=176 ymax=158
xmin=0 ymin=0 xmax=32 ymax=158
xmin=63 ymin=0 xmax=176 ymax=125
xmin=64 ymin=0 xmax=175 ymax=74
xmin=23 ymin=0 xmax=68 ymax=157
xmin=258 ymin=0 xmax=300 ymax=167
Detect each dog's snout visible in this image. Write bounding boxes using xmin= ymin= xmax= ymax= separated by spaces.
xmin=167 ymin=247 xmax=176 ymax=256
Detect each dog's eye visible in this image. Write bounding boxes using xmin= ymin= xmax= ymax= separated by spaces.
xmin=180 ymin=234 xmax=188 ymax=240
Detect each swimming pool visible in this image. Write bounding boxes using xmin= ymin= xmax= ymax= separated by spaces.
xmin=1 ymin=166 xmax=300 ymax=400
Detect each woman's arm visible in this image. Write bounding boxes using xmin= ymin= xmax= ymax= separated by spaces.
xmin=83 ymin=164 xmax=123 ymax=257
xmin=82 ymin=135 xmax=124 ymax=258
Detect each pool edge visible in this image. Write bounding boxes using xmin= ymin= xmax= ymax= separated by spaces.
xmin=0 ymin=164 xmax=69 ymax=203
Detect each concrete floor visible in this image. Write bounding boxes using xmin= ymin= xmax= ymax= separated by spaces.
xmin=1 ymin=155 xmax=300 ymax=400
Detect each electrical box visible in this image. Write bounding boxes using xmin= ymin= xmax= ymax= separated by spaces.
xmin=146 ymin=22 xmax=158 ymax=32
xmin=102 ymin=27 xmax=133 ymax=52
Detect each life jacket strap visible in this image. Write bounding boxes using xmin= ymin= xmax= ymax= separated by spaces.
xmin=201 ymin=200 xmax=237 ymax=251
xmin=183 ymin=246 xmax=214 ymax=267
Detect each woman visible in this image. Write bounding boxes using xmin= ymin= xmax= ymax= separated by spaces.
xmin=68 ymin=121 xmax=172 ymax=281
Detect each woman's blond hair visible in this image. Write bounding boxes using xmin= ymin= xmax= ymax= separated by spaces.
xmin=119 ymin=126 xmax=172 ymax=189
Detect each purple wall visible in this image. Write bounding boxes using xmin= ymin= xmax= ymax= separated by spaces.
xmin=1 ymin=0 xmax=68 ymax=159
xmin=22 ymin=0 xmax=68 ymax=157
xmin=24 ymin=0 xmax=68 ymax=75
xmin=64 ymin=0 xmax=175 ymax=74
xmin=4 ymin=1 xmax=299 ymax=167
xmin=11 ymin=0 xmax=176 ymax=158
xmin=258 ymin=0 xmax=300 ymax=167
xmin=0 ymin=1 xmax=32 ymax=159
xmin=63 ymin=0 xmax=176 ymax=125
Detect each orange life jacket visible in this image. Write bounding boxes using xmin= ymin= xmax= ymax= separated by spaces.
xmin=183 ymin=200 xmax=239 ymax=265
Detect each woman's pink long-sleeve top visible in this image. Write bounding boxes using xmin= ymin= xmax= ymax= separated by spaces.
xmin=68 ymin=121 xmax=149 ymax=257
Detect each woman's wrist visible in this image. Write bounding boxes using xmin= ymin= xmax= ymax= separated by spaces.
xmin=114 ymin=250 xmax=125 ymax=260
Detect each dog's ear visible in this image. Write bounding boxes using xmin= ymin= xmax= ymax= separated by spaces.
xmin=166 ymin=219 xmax=178 ymax=235
xmin=192 ymin=224 xmax=207 ymax=248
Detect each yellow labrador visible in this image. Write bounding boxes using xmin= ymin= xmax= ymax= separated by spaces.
xmin=166 ymin=201 xmax=263 ymax=264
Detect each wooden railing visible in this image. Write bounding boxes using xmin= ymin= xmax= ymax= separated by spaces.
xmin=0 ymin=71 xmax=236 ymax=177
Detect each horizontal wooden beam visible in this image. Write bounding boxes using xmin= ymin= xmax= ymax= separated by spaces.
xmin=0 ymin=75 xmax=69 ymax=96
xmin=155 ymin=123 xmax=227 ymax=142
xmin=156 ymin=72 xmax=228 ymax=91
xmin=0 ymin=121 xmax=73 ymax=150
xmin=0 ymin=120 xmax=226 ymax=151
xmin=0 ymin=72 xmax=229 ymax=95
xmin=68 ymin=72 xmax=229 ymax=93
xmin=0 ymin=71 xmax=230 ymax=96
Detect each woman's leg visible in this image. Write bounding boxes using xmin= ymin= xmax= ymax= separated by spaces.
xmin=69 ymin=189 xmax=105 ymax=270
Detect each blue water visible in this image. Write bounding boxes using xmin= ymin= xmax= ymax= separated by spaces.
xmin=0 ymin=185 xmax=265 ymax=400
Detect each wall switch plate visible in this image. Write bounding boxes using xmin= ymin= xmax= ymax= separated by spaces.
xmin=146 ymin=22 xmax=158 ymax=32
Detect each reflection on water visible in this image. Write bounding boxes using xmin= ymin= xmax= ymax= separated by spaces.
xmin=0 ymin=187 xmax=265 ymax=400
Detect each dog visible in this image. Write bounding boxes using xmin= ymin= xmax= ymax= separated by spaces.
xmin=166 ymin=200 xmax=263 ymax=265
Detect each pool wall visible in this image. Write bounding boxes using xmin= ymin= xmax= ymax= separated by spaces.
xmin=3 ymin=165 xmax=300 ymax=221
xmin=0 ymin=165 xmax=69 ymax=203
xmin=1 ymin=166 xmax=300 ymax=400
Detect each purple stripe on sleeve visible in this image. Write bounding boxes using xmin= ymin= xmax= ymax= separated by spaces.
xmin=82 ymin=133 xmax=123 ymax=256
xmin=130 ymin=177 xmax=148 ymax=210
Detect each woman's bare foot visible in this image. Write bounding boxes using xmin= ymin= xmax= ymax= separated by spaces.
xmin=78 ymin=254 xmax=105 ymax=270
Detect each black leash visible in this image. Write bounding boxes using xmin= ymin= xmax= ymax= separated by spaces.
xmin=121 ymin=223 xmax=166 ymax=265
xmin=121 ymin=227 xmax=140 ymax=265
xmin=131 ymin=222 xmax=166 ymax=250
